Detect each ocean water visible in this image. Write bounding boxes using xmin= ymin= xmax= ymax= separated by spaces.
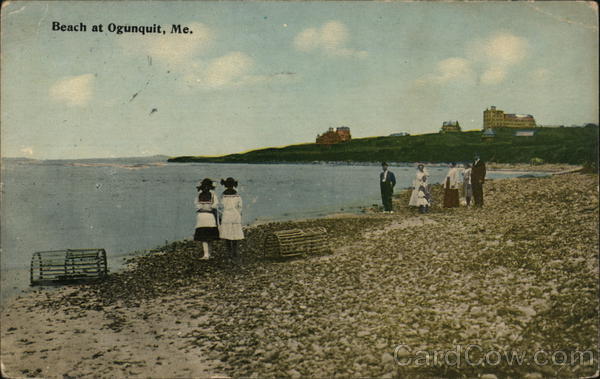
xmin=0 ymin=159 xmax=549 ymax=306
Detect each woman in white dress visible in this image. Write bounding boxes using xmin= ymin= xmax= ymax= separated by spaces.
xmin=219 ymin=177 xmax=244 ymax=259
xmin=409 ymin=164 xmax=429 ymax=207
xmin=194 ymin=178 xmax=219 ymax=260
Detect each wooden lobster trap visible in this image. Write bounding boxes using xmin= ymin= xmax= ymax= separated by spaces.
xmin=263 ymin=227 xmax=329 ymax=257
xmin=30 ymin=249 xmax=108 ymax=285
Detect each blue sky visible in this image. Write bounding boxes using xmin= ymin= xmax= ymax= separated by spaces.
xmin=1 ymin=1 xmax=598 ymax=159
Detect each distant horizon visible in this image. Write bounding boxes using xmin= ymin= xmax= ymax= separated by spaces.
xmin=2 ymin=123 xmax=596 ymax=161
xmin=0 ymin=154 xmax=171 ymax=161
xmin=2 ymin=120 xmax=597 ymax=160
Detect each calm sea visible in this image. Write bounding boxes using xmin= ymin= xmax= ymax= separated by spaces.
xmin=0 ymin=159 xmax=549 ymax=306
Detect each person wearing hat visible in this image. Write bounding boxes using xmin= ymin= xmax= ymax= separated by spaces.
xmin=194 ymin=178 xmax=219 ymax=259
xmin=471 ymin=154 xmax=486 ymax=207
xmin=380 ymin=162 xmax=396 ymax=213
xmin=219 ymin=177 xmax=244 ymax=259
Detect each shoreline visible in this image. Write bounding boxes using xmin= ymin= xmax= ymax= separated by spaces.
xmin=0 ymin=169 xmax=582 ymax=306
xmin=0 ymin=164 xmax=581 ymax=313
xmin=0 ymin=165 xmax=558 ymax=308
xmin=1 ymin=173 xmax=598 ymax=378
xmin=173 ymin=161 xmax=580 ymax=173
xmin=3 ymin=157 xmax=582 ymax=173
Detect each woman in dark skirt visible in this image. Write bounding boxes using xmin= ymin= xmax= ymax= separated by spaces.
xmin=443 ymin=162 xmax=460 ymax=208
xmin=194 ymin=178 xmax=219 ymax=259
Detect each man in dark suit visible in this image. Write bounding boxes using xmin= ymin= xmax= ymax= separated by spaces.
xmin=471 ymin=154 xmax=486 ymax=207
xmin=380 ymin=162 xmax=396 ymax=213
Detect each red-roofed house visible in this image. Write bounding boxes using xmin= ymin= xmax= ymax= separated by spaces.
xmin=316 ymin=126 xmax=352 ymax=145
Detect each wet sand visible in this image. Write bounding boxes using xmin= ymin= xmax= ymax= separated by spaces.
xmin=1 ymin=173 xmax=597 ymax=378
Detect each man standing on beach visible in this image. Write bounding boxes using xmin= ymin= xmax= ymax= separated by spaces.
xmin=471 ymin=154 xmax=486 ymax=207
xmin=380 ymin=162 xmax=396 ymax=213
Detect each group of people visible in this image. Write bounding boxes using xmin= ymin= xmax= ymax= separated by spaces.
xmin=193 ymin=177 xmax=244 ymax=260
xmin=440 ymin=156 xmax=486 ymax=208
xmin=379 ymin=155 xmax=487 ymax=214
xmin=194 ymin=158 xmax=486 ymax=258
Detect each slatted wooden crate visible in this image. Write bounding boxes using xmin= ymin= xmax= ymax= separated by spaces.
xmin=263 ymin=227 xmax=329 ymax=257
xmin=30 ymin=249 xmax=108 ymax=285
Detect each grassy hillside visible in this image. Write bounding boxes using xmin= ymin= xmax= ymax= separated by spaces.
xmin=169 ymin=126 xmax=599 ymax=165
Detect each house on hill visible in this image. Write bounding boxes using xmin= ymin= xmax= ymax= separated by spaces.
xmin=440 ymin=121 xmax=461 ymax=133
xmin=483 ymin=106 xmax=536 ymax=129
xmin=316 ymin=126 xmax=352 ymax=145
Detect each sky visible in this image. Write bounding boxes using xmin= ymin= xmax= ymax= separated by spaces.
xmin=1 ymin=0 xmax=598 ymax=159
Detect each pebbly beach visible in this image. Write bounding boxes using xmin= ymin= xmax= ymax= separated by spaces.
xmin=1 ymin=171 xmax=598 ymax=378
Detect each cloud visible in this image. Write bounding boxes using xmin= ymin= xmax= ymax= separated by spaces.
xmin=120 ymin=23 xmax=290 ymax=90
xmin=20 ymin=147 xmax=34 ymax=156
xmin=415 ymin=57 xmax=473 ymax=86
xmin=320 ymin=21 xmax=349 ymax=52
xmin=480 ymin=33 xmax=528 ymax=67
xmin=467 ymin=32 xmax=528 ymax=84
xmin=190 ymin=52 xmax=254 ymax=89
xmin=183 ymin=52 xmax=296 ymax=89
xmin=294 ymin=21 xmax=367 ymax=58
xmin=295 ymin=28 xmax=320 ymax=52
xmin=416 ymin=32 xmax=528 ymax=87
xmin=49 ymin=74 xmax=94 ymax=106
xmin=481 ymin=66 xmax=507 ymax=85
xmin=435 ymin=58 xmax=473 ymax=82
xmin=121 ymin=22 xmax=213 ymax=65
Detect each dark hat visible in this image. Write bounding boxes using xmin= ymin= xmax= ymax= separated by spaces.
xmin=196 ymin=178 xmax=215 ymax=191
xmin=221 ymin=177 xmax=238 ymax=188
